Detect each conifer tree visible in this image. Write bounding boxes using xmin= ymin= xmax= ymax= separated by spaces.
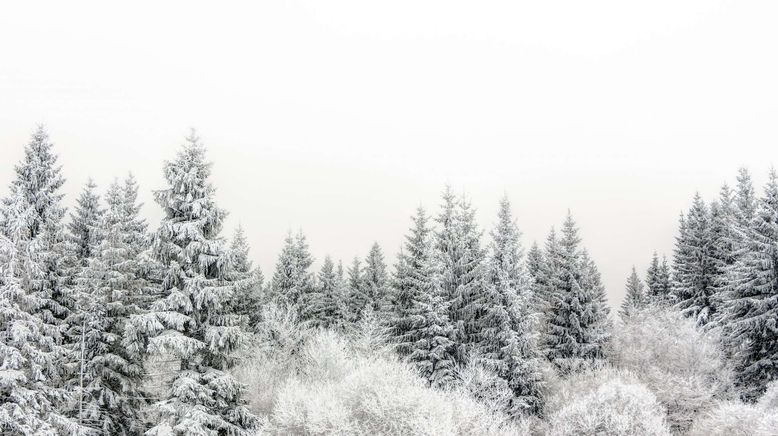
xmin=141 ymin=132 xmax=258 ymax=434
xmin=362 ymin=242 xmax=391 ymax=316
xmin=304 ymin=255 xmax=344 ymax=328
xmin=545 ymin=213 xmax=611 ymax=372
xmin=68 ymin=180 xmax=151 ymax=434
xmin=346 ymin=256 xmax=368 ymax=322
xmin=391 ymin=207 xmax=432 ymax=355
xmin=68 ymin=178 xmax=104 ymax=266
xmin=478 ymin=196 xmax=545 ymax=415
xmin=526 ymin=242 xmax=544 ymax=287
xmin=228 ymin=226 xmax=264 ymax=330
xmin=673 ymin=193 xmax=717 ymax=324
xmin=719 ymin=169 xmax=778 ymax=400
xmin=0 ymin=127 xmax=81 ymax=434
xmin=620 ymin=266 xmax=646 ymax=320
xmin=434 ymin=187 xmax=486 ymax=364
xmin=405 ymin=242 xmax=457 ymax=388
xmin=734 ymin=167 xmax=757 ymax=231
xmin=271 ymin=230 xmax=314 ymax=310
xmin=645 ymin=252 xmax=671 ymax=302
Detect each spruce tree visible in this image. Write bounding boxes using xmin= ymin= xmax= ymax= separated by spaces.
xmin=68 ymin=178 xmax=104 ymax=266
xmin=434 ymin=187 xmax=486 ymax=364
xmin=228 ymin=226 xmax=264 ymax=330
xmin=142 ymin=132 xmax=258 ymax=434
xmin=734 ymin=167 xmax=757 ymax=231
xmin=479 ymin=196 xmax=544 ymax=415
xmin=405 ymin=242 xmax=457 ymax=388
xmin=0 ymin=127 xmax=81 ymax=434
xmin=391 ymin=207 xmax=433 ymax=356
xmin=545 ymin=213 xmax=611 ymax=372
xmin=345 ymin=256 xmax=368 ymax=322
xmin=69 ymin=180 xmax=151 ymax=434
xmin=271 ymin=230 xmax=314 ymax=311
xmin=719 ymin=169 xmax=778 ymax=400
xmin=673 ymin=193 xmax=717 ymax=324
xmin=304 ymin=255 xmax=344 ymax=328
xmin=362 ymin=242 xmax=391 ymax=316
xmin=620 ymin=266 xmax=646 ymax=320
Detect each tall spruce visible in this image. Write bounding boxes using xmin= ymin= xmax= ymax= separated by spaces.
xmin=434 ymin=186 xmax=486 ymax=364
xmin=645 ymin=252 xmax=671 ymax=302
xmin=346 ymin=257 xmax=367 ymax=322
xmin=142 ymin=132 xmax=258 ymax=434
xmin=0 ymin=127 xmax=82 ymax=434
xmin=719 ymin=169 xmax=778 ymax=400
xmin=362 ymin=242 xmax=390 ymax=316
xmin=391 ymin=207 xmax=433 ymax=355
xmin=228 ymin=226 xmax=264 ymax=330
xmin=545 ymin=213 xmax=611 ymax=372
xmin=479 ymin=196 xmax=545 ymax=415
xmin=672 ymin=193 xmax=717 ymax=324
xmin=620 ymin=266 xmax=646 ymax=320
xmin=305 ymin=255 xmax=344 ymax=329
xmin=271 ymin=231 xmax=314 ymax=310
xmin=69 ymin=180 xmax=151 ymax=434
xmin=68 ymin=178 xmax=104 ymax=266
xmin=405 ymin=241 xmax=457 ymax=388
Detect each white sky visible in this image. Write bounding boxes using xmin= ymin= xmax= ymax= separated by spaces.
xmin=1 ymin=1 xmax=777 ymax=309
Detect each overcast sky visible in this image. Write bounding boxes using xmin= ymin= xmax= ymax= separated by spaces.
xmin=1 ymin=1 xmax=777 ymax=309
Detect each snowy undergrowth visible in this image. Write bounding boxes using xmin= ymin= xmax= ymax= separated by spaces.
xmin=544 ymin=367 xmax=671 ymax=436
xmin=608 ymin=307 xmax=734 ymax=433
xmin=233 ymin=306 xmax=528 ymax=435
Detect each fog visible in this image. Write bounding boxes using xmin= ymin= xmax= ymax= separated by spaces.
xmin=2 ymin=0 xmax=776 ymax=308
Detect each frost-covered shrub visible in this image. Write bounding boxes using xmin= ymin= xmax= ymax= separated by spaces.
xmin=456 ymin=362 xmax=515 ymax=417
xmin=545 ymin=367 xmax=671 ymax=436
xmin=608 ymin=306 xmax=732 ymax=432
xmin=232 ymin=304 xmax=315 ymax=416
xmin=758 ymin=380 xmax=778 ymax=410
xmin=687 ymin=401 xmax=778 ymax=436
xmin=265 ymin=352 xmax=527 ymax=435
xmin=236 ymin=321 xmax=528 ymax=435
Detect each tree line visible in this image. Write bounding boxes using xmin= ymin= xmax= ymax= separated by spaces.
xmin=1 ymin=127 xmax=776 ymax=434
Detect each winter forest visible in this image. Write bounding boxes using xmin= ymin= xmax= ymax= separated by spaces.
xmin=1 ymin=127 xmax=778 ymax=436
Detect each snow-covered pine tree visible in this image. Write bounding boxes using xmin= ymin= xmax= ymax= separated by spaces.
xmin=345 ymin=256 xmax=370 ymax=323
xmin=719 ymin=169 xmax=778 ymax=400
xmin=478 ymin=196 xmax=545 ymax=415
xmin=270 ymin=230 xmax=314 ymax=311
xmin=68 ymin=178 xmax=104 ymax=266
xmin=362 ymin=242 xmax=391 ymax=317
xmin=545 ymin=212 xmax=611 ymax=372
xmin=406 ymin=241 xmax=457 ymax=388
xmin=0 ymin=127 xmax=82 ymax=434
xmin=271 ymin=232 xmax=297 ymax=306
xmin=390 ymin=207 xmax=432 ymax=356
xmin=0 ymin=188 xmax=84 ymax=435
xmin=67 ymin=180 xmax=151 ymax=434
xmin=304 ymin=255 xmax=344 ymax=329
xmin=709 ymin=187 xmax=738 ymax=315
xmin=1 ymin=127 xmax=74 ymax=326
xmin=526 ymin=242 xmax=544 ymax=287
xmin=673 ymin=193 xmax=717 ymax=325
xmin=620 ymin=266 xmax=646 ymax=320
xmin=645 ymin=251 xmax=671 ymax=302
xmin=141 ymin=131 xmax=258 ymax=434
xmin=434 ymin=186 xmax=486 ymax=364
xmin=228 ymin=225 xmax=264 ymax=330
xmin=580 ymin=250 xmax=612 ymax=348
xmin=733 ymin=167 xmax=758 ymax=232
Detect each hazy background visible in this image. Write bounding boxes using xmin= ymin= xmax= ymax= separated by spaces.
xmin=1 ymin=1 xmax=776 ymax=309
